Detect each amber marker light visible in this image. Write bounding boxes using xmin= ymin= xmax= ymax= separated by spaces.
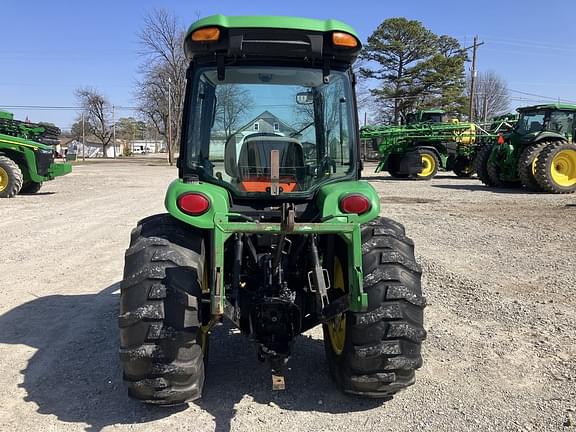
xmin=191 ymin=27 xmax=221 ymax=42
xmin=332 ymin=32 xmax=358 ymax=48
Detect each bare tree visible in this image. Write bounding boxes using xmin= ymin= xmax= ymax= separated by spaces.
xmin=135 ymin=9 xmax=187 ymax=165
xmin=74 ymin=88 xmax=112 ymax=157
xmin=215 ymin=85 xmax=253 ymax=137
xmin=468 ymin=71 xmax=511 ymax=122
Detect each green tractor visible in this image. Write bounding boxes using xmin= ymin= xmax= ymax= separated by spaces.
xmin=119 ymin=15 xmax=426 ymax=405
xmin=0 ymin=110 xmax=71 ymax=197
xmin=474 ymin=104 xmax=576 ymax=193
xmin=361 ymin=110 xmax=478 ymax=180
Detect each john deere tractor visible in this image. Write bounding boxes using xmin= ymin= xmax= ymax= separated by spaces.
xmin=119 ymin=15 xmax=426 ymax=405
xmin=0 ymin=110 xmax=71 ymax=197
xmin=361 ymin=110 xmax=478 ymax=179
xmin=474 ymin=104 xmax=576 ymax=193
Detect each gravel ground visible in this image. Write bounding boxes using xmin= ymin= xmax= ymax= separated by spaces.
xmin=0 ymin=160 xmax=574 ymax=432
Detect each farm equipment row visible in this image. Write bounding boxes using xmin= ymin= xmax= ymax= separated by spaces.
xmin=0 ymin=110 xmax=71 ymax=198
xmin=360 ymin=110 xmax=516 ymax=180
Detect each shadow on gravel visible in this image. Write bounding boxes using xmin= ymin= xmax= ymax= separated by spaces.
xmin=197 ymin=321 xmax=383 ymax=432
xmin=0 ymin=284 xmax=384 ymax=432
xmin=19 ymin=192 xmax=56 ymax=196
xmin=432 ymin=184 xmax=525 ymax=193
xmin=0 ymin=283 xmax=186 ymax=431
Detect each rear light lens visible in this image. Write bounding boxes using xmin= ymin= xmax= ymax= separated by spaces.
xmin=332 ymin=32 xmax=358 ymax=48
xmin=177 ymin=193 xmax=210 ymax=215
xmin=340 ymin=194 xmax=371 ymax=215
xmin=497 ymin=134 xmax=505 ymax=145
xmin=191 ymin=27 xmax=221 ymax=42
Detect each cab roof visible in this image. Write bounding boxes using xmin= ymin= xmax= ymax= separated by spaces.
xmin=517 ymin=103 xmax=576 ymax=112
xmin=184 ymin=15 xmax=361 ymax=63
xmin=186 ymin=15 xmax=359 ymax=40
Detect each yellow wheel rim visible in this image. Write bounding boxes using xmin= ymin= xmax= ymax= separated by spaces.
xmin=531 ymin=156 xmax=538 ymax=177
xmin=327 ymin=257 xmax=346 ymax=355
xmin=418 ymin=154 xmax=436 ymax=177
xmin=550 ymin=149 xmax=576 ymax=187
xmin=0 ymin=167 xmax=8 ymax=192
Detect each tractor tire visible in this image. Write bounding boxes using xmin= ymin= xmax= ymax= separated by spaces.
xmin=0 ymin=156 xmax=24 ymax=198
xmin=517 ymin=141 xmax=549 ymax=192
xmin=534 ymin=141 xmax=576 ymax=194
xmin=20 ymin=181 xmax=43 ymax=194
xmin=452 ymin=157 xmax=474 ymax=178
xmin=473 ymin=144 xmax=496 ymax=186
xmin=323 ymin=217 xmax=426 ymax=398
xmin=0 ymin=156 xmax=23 ymax=198
xmin=416 ymin=149 xmax=438 ymax=180
xmin=119 ymin=214 xmax=208 ymax=405
xmin=387 ymin=156 xmax=409 ymax=179
xmin=487 ymin=152 xmax=521 ymax=188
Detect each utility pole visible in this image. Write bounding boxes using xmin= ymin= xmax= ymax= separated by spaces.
xmin=82 ymin=113 xmax=85 ymax=162
xmin=112 ymin=105 xmax=116 ymax=158
xmin=167 ymin=78 xmax=173 ymax=165
xmin=468 ymin=36 xmax=484 ymax=122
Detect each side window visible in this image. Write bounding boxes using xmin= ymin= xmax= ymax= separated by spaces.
xmin=322 ymin=75 xmax=350 ymax=174
xmin=253 ymin=123 xmax=259 ymax=131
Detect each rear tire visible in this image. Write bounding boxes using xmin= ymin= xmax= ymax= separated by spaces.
xmin=0 ymin=156 xmax=23 ymax=198
xmin=487 ymin=149 xmax=521 ymax=188
xmin=416 ymin=149 xmax=438 ymax=180
xmin=453 ymin=157 xmax=474 ymax=178
xmin=517 ymin=142 xmax=548 ymax=191
xmin=473 ymin=144 xmax=495 ymax=186
xmin=20 ymin=181 xmax=43 ymax=194
xmin=534 ymin=141 xmax=576 ymax=194
xmin=324 ymin=217 xmax=426 ymax=398
xmin=119 ymin=214 xmax=208 ymax=405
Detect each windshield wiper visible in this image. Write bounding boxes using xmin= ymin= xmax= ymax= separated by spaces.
xmin=290 ymin=122 xmax=314 ymax=138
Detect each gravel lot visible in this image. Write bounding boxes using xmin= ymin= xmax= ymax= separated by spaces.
xmin=0 ymin=159 xmax=574 ymax=432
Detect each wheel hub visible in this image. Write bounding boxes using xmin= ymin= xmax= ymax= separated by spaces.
xmin=550 ymin=149 xmax=576 ymax=187
xmin=0 ymin=167 xmax=8 ymax=192
xmin=327 ymin=257 xmax=346 ymax=355
xmin=418 ymin=154 xmax=435 ymax=177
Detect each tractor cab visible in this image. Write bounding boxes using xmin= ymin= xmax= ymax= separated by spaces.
xmin=179 ymin=16 xmax=362 ymax=201
xmin=405 ymin=109 xmax=446 ymax=125
xmin=514 ymin=104 xmax=576 ymax=142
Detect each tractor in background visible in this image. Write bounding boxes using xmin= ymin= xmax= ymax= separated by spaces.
xmin=361 ymin=110 xmax=478 ymax=179
xmin=474 ymin=104 xmax=576 ymax=193
xmin=0 ymin=110 xmax=71 ymax=197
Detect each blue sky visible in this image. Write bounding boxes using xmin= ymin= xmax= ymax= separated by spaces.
xmin=1 ymin=0 xmax=575 ymax=129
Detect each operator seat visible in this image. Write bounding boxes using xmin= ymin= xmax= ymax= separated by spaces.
xmin=237 ymin=133 xmax=305 ymax=192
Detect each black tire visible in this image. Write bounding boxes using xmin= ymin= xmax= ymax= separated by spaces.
xmin=534 ymin=141 xmax=576 ymax=194
xmin=0 ymin=155 xmax=23 ymax=198
xmin=487 ymin=149 xmax=521 ymax=188
xmin=473 ymin=144 xmax=496 ymax=186
xmin=323 ymin=217 xmax=426 ymax=398
xmin=415 ymin=148 xmax=439 ymax=180
xmin=517 ymin=141 xmax=549 ymax=191
xmin=119 ymin=214 xmax=208 ymax=405
xmin=20 ymin=181 xmax=43 ymax=194
xmin=387 ymin=155 xmax=409 ymax=179
xmin=453 ymin=157 xmax=474 ymax=178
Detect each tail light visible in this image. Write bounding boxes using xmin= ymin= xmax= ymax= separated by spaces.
xmin=191 ymin=27 xmax=221 ymax=42
xmin=340 ymin=194 xmax=371 ymax=215
xmin=177 ymin=193 xmax=210 ymax=215
xmin=497 ymin=134 xmax=505 ymax=145
xmin=332 ymin=32 xmax=358 ymax=48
